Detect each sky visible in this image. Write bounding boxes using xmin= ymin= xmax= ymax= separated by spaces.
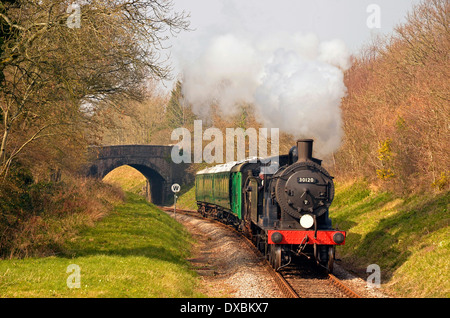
xmin=167 ymin=0 xmax=421 ymax=79
xmin=171 ymin=0 xmax=421 ymax=50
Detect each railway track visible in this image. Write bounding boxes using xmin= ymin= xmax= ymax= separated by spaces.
xmin=278 ymin=257 xmax=361 ymax=298
xmin=158 ymin=206 xmax=361 ymax=299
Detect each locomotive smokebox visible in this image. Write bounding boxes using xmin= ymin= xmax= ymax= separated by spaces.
xmin=297 ymin=139 xmax=313 ymax=162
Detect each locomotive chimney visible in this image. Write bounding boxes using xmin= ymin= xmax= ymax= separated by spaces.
xmin=297 ymin=139 xmax=313 ymax=162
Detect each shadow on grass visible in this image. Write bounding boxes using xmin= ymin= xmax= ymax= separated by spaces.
xmin=334 ymin=187 xmax=449 ymax=283
xmin=58 ymin=192 xmax=194 ymax=268
xmin=164 ymin=183 xmax=195 ymax=207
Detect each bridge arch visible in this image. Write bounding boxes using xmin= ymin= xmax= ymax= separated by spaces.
xmin=86 ymin=145 xmax=192 ymax=205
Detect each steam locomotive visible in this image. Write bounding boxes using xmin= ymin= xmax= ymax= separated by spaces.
xmin=195 ymin=139 xmax=345 ymax=272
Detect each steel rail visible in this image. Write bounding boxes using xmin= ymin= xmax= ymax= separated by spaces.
xmin=328 ymin=273 xmax=362 ymax=298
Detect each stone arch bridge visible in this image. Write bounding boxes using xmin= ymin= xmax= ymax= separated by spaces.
xmin=86 ymin=145 xmax=192 ymax=205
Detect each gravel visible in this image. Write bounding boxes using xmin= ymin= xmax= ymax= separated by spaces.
xmin=168 ymin=212 xmax=283 ymax=298
xmin=332 ymin=263 xmax=390 ymax=298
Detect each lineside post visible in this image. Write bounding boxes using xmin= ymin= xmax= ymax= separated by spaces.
xmin=171 ymin=183 xmax=180 ymax=219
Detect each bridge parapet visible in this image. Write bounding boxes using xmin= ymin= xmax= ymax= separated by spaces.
xmin=93 ymin=145 xmax=173 ymax=160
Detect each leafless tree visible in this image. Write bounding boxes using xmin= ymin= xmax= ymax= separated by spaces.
xmin=0 ymin=0 xmax=189 ymax=179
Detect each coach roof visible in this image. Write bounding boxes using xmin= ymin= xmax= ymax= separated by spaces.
xmin=196 ymin=157 xmax=259 ymax=175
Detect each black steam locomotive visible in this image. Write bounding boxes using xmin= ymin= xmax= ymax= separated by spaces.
xmin=195 ymin=139 xmax=345 ymax=272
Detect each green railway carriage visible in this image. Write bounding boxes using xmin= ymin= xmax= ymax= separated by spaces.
xmin=196 ymin=162 xmax=238 ymax=214
xmin=195 ymin=159 xmax=264 ymax=220
xmin=230 ymin=170 xmax=242 ymax=218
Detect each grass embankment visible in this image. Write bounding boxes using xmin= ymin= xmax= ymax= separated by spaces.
xmin=103 ymin=165 xmax=147 ymax=195
xmin=0 ymin=193 xmax=203 ymax=297
xmin=0 ymin=175 xmax=125 ymax=259
xmin=174 ymin=184 xmax=197 ymax=211
xmin=331 ymin=180 xmax=449 ymax=298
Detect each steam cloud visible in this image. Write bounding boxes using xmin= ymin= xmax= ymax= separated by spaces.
xmin=178 ymin=32 xmax=351 ymax=156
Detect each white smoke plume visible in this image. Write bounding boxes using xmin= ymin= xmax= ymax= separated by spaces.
xmin=178 ymin=31 xmax=351 ymax=156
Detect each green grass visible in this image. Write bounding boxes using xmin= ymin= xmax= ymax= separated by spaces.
xmin=103 ymin=165 xmax=147 ymax=195
xmin=331 ymin=180 xmax=449 ymax=298
xmin=0 ymin=193 xmax=203 ymax=298
xmin=175 ymin=184 xmax=197 ymax=210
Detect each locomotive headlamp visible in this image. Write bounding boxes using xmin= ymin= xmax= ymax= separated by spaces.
xmin=300 ymin=214 xmax=314 ymax=229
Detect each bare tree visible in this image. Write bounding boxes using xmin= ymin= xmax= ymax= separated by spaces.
xmin=336 ymin=0 xmax=449 ymax=192
xmin=0 ymin=0 xmax=189 ymax=179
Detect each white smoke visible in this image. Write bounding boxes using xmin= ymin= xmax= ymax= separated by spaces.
xmin=181 ymin=34 xmax=260 ymax=116
xmin=178 ymin=31 xmax=351 ymax=155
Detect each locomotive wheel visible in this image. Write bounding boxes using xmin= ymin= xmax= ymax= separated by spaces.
xmin=254 ymin=229 xmax=265 ymax=254
xmin=268 ymin=245 xmax=274 ymax=267
xmin=327 ymin=246 xmax=335 ymax=273
xmin=269 ymin=245 xmax=282 ymax=271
